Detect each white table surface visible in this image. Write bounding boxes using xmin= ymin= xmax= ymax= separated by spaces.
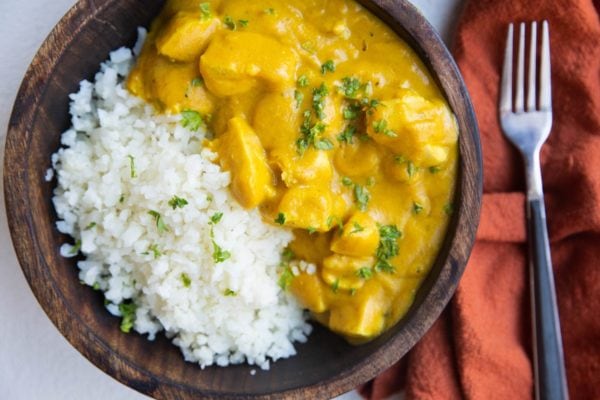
xmin=0 ymin=1 xmax=462 ymax=398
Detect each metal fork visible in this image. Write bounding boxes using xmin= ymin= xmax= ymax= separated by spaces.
xmin=499 ymin=21 xmax=569 ymax=400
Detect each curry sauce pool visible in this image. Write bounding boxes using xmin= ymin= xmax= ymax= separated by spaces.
xmin=128 ymin=0 xmax=459 ymax=342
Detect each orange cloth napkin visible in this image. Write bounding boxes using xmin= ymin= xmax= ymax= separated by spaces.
xmin=360 ymin=0 xmax=600 ymax=398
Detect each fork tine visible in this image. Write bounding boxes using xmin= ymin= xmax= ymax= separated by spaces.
xmin=527 ymin=22 xmax=538 ymax=111
xmin=500 ymin=23 xmax=514 ymax=113
xmin=539 ymin=20 xmax=552 ymax=110
xmin=515 ymin=22 xmax=526 ymax=112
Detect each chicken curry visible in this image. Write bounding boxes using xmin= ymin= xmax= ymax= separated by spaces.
xmin=127 ymin=0 xmax=458 ymax=342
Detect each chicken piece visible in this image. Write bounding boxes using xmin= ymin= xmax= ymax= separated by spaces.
xmin=200 ymin=32 xmax=299 ymax=97
xmin=290 ymin=273 xmax=327 ymax=313
xmin=271 ymin=148 xmax=333 ymax=187
xmin=321 ymin=254 xmax=374 ymax=291
xmin=277 ymin=186 xmax=334 ymax=231
xmin=334 ymin=140 xmax=380 ymax=177
xmin=155 ymin=12 xmax=220 ymax=62
xmin=289 ymin=230 xmax=332 ymax=265
xmin=217 ymin=117 xmax=275 ymax=208
xmin=330 ymin=213 xmax=379 ymax=257
xmin=328 ymin=281 xmax=386 ymax=339
xmin=366 ymin=90 xmax=457 ymax=166
xmin=253 ymin=91 xmax=300 ymax=151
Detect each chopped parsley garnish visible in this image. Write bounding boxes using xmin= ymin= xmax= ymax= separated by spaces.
xmin=148 ymin=244 xmax=162 ymax=259
xmin=407 ymin=161 xmax=417 ymax=178
xmin=321 ymin=60 xmax=336 ymax=75
xmin=210 ymin=212 xmax=224 ymax=224
xmin=275 ymin=212 xmax=286 ymax=225
xmin=314 ymin=138 xmax=334 ymax=150
xmin=394 ymin=155 xmax=406 ymax=164
xmin=312 ymin=83 xmax=329 ymax=120
xmin=92 ymin=282 xmax=101 ymax=291
xmin=127 ymin=155 xmax=137 ymax=178
xmin=413 ymin=202 xmax=424 ymax=214
xmin=294 ymin=90 xmax=304 ymax=108
xmin=264 ymin=7 xmax=275 ymax=15
xmin=199 ymin=2 xmax=211 ymax=20
xmin=356 ymin=267 xmax=373 ymax=279
xmin=372 ymin=119 xmax=397 ymax=137
xmin=278 ymin=266 xmax=294 ymax=290
xmin=429 ymin=165 xmax=442 ymax=174
xmin=168 ymin=195 xmax=188 ymax=210
xmin=307 ymin=226 xmax=317 ymax=234
xmin=148 ymin=210 xmax=168 ymax=234
xmin=181 ymin=109 xmax=204 ymax=131
xmin=118 ymin=301 xmax=136 ymax=333
xmin=223 ymin=16 xmax=236 ymax=30
xmin=224 ymin=288 xmax=237 ymax=296
xmin=343 ymin=104 xmax=361 ymax=120
xmin=84 ymin=222 xmax=97 ymax=230
xmin=351 ymin=222 xmax=364 ymax=234
xmin=297 ymin=75 xmax=309 ymax=87
xmin=191 ymin=77 xmax=203 ymax=87
xmin=119 ymin=194 xmax=125 ymax=203
xmin=326 ymin=215 xmax=344 ymax=231
xmin=444 ymin=203 xmax=454 ymax=215
xmin=296 ymin=110 xmax=329 ymax=154
xmin=354 ymin=185 xmax=370 ymax=211
xmin=180 ymin=273 xmax=191 ymax=287
xmin=69 ymin=239 xmax=81 ymax=255
xmin=341 ymin=176 xmax=353 ymax=186
xmin=282 ymin=248 xmax=295 ymax=262
xmin=212 ymin=241 xmax=231 ymax=263
xmin=238 ymin=19 xmax=249 ymax=27
xmin=374 ymin=225 xmax=401 ymax=273
xmin=337 ymin=125 xmax=356 ymax=144
xmin=340 ymin=77 xmax=361 ymax=98
xmin=350 ymin=288 xmax=357 ymax=296
xmin=331 ymin=279 xmax=340 ymax=293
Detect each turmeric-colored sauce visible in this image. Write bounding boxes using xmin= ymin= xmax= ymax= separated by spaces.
xmin=127 ymin=0 xmax=458 ymax=342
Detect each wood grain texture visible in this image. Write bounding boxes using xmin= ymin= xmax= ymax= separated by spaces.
xmin=3 ymin=0 xmax=482 ymax=399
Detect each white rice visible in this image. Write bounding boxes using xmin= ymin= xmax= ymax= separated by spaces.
xmin=50 ymin=32 xmax=312 ymax=370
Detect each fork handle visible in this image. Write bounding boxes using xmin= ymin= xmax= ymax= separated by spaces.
xmin=527 ymin=197 xmax=569 ymax=400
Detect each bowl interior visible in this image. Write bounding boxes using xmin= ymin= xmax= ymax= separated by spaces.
xmin=4 ymin=0 xmax=481 ymax=398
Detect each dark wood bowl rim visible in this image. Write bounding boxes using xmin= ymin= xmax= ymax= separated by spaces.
xmin=3 ymin=0 xmax=482 ymax=398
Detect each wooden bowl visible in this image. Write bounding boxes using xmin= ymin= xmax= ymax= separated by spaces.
xmin=4 ymin=0 xmax=481 ymax=398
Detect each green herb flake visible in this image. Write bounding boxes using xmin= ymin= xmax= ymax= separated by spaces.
xmin=212 ymin=241 xmax=231 ymax=263
xmin=278 ymin=267 xmax=294 ymax=290
xmin=331 ymin=279 xmax=340 ymax=293
xmin=356 ymin=267 xmax=373 ymax=279
xmin=407 ymin=161 xmax=417 ymax=178
xmin=191 ymin=77 xmax=204 ymax=87
xmin=350 ymin=288 xmax=357 ymax=296
xmin=340 ymin=77 xmax=362 ymax=98
xmin=351 ymin=222 xmax=364 ymax=234
xmin=444 ymin=203 xmax=455 ymax=215
xmin=180 ymin=273 xmax=191 ymax=288
xmin=372 ymin=119 xmax=387 ymax=133
xmin=119 ymin=194 xmax=125 ymax=203
xmin=337 ymin=125 xmax=356 ymax=144
xmin=297 ymin=75 xmax=309 ymax=87
xmin=199 ymin=2 xmax=211 ymax=20
xmin=238 ymin=19 xmax=249 ymax=27
xmin=264 ymin=7 xmax=275 ymax=15
xmin=294 ymin=90 xmax=304 ymax=108
xmin=168 ymin=195 xmax=189 ymax=210
xmin=341 ymin=176 xmax=353 ymax=186
xmin=181 ymin=109 xmax=204 ymax=131
xmin=394 ymin=155 xmax=406 ymax=164
xmin=301 ymin=41 xmax=315 ymax=53
xmin=148 ymin=244 xmax=162 ymax=259
xmin=118 ymin=301 xmax=137 ymax=333
xmin=148 ymin=210 xmax=168 ymax=234
xmin=321 ymin=60 xmax=336 ymax=75
xmin=224 ymin=288 xmax=237 ymax=296
xmin=69 ymin=239 xmax=82 ymax=255
xmin=307 ymin=226 xmax=317 ymax=234
xmin=374 ymin=224 xmax=401 ymax=274
xmin=210 ymin=212 xmax=224 ymax=224
xmin=282 ymin=248 xmax=295 ymax=262
xmin=314 ymin=138 xmax=334 ymax=150
xmin=126 ymin=155 xmax=137 ymax=178
xmin=429 ymin=165 xmax=442 ymax=174
xmin=224 ymin=15 xmax=236 ymax=30
xmin=343 ymin=104 xmax=360 ymax=120
xmin=312 ymin=83 xmax=329 ymax=120
xmin=92 ymin=282 xmax=101 ymax=291
xmin=354 ymin=185 xmax=370 ymax=211
xmin=84 ymin=222 xmax=97 ymax=230
xmin=413 ymin=202 xmax=424 ymax=215
xmin=275 ymin=212 xmax=286 ymax=225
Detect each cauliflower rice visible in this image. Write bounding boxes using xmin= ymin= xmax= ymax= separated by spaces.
xmin=50 ymin=30 xmax=312 ymax=370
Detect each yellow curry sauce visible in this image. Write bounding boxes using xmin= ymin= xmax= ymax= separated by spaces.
xmin=127 ymin=0 xmax=458 ymax=342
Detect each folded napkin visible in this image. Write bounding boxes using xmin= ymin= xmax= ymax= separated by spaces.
xmin=361 ymin=0 xmax=600 ymax=398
